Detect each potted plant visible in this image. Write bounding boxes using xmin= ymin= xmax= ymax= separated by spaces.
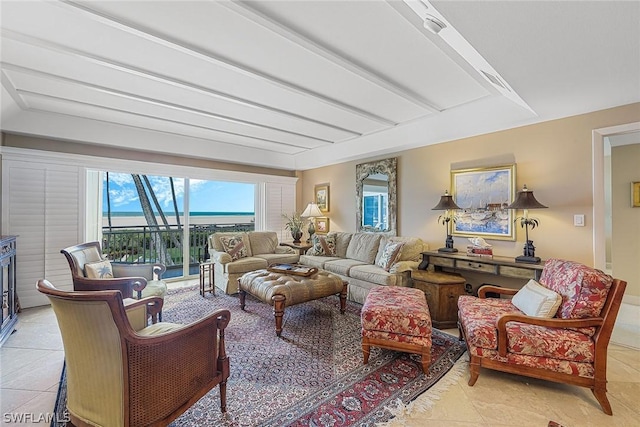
xmin=282 ymin=212 xmax=304 ymax=243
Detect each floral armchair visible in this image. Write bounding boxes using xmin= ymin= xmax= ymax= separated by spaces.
xmin=457 ymin=258 xmax=626 ymax=415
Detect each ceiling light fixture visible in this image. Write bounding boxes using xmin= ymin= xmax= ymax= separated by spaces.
xmin=423 ymin=14 xmax=446 ymax=34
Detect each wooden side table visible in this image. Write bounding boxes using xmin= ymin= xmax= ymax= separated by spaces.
xmin=199 ymin=262 xmax=215 ymax=297
xmin=411 ymin=269 xmax=466 ymax=329
xmin=279 ymin=242 xmax=313 ymax=255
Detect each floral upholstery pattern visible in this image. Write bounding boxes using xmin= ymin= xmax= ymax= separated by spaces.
xmin=361 ymin=286 xmax=431 ymax=341
xmin=308 ymin=234 xmax=337 ymax=256
xmin=540 ymin=258 xmax=613 ymax=319
xmin=375 ymin=241 xmax=405 ymax=271
xmin=458 ymin=295 xmax=595 ymax=363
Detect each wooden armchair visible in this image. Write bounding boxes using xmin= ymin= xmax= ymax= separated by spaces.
xmin=457 ymin=258 xmax=626 ymax=415
xmin=61 ymin=241 xmax=168 ymax=320
xmin=37 ymin=279 xmax=231 ymax=427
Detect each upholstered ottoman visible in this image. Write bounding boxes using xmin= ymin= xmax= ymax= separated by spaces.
xmin=238 ymin=268 xmax=348 ymax=337
xmin=361 ymin=286 xmax=432 ymax=373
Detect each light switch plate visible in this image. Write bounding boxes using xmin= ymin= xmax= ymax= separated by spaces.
xmin=574 ymin=214 xmax=585 ymax=227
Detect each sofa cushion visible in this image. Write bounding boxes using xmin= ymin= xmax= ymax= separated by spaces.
xmin=349 ymin=264 xmax=399 ymax=286
xmin=540 ymin=259 xmax=613 ymax=319
xmin=346 ymin=233 xmax=382 ymax=264
xmin=254 ymin=253 xmax=300 ymax=265
xmin=512 ymin=279 xmax=562 ymax=318
xmin=299 ymin=255 xmax=340 ymax=269
xmin=84 ymin=259 xmax=113 ymax=279
xmin=332 ymin=232 xmax=353 ymax=258
xmin=323 ymin=258 xmax=368 ymax=276
xmin=375 ymin=236 xmax=426 ymax=265
xmin=376 ymin=241 xmax=404 ymax=271
xmin=224 ymin=257 xmax=268 ymax=274
xmin=308 ymin=234 xmax=337 ymax=256
xmin=247 ymin=231 xmax=278 ymax=255
xmin=220 ymin=235 xmax=250 ymax=261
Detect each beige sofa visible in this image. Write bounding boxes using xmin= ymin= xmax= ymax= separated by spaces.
xmin=299 ymin=232 xmax=428 ymax=304
xmin=208 ymin=231 xmax=299 ymax=294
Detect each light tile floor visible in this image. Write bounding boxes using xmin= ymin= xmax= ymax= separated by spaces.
xmin=1 ymin=280 xmax=639 ymax=426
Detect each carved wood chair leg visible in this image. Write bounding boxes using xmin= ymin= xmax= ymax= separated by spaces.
xmin=592 ymin=387 xmax=613 ymax=415
xmin=220 ymin=380 xmax=227 ymax=413
xmin=272 ymin=295 xmax=286 ymax=337
xmin=420 ymin=351 xmax=431 ymax=374
xmin=362 ymin=337 xmax=370 ymax=364
xmin=239 ymin=289 xmax=246 ymax=310
xmin=468 ymin=357 xmax=480 ymax=386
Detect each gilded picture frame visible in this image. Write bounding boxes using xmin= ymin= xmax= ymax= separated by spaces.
xmin=632 ymin=182 xmax=640 ymax=207
xmin=451 ymin=164 xmax=516 ymax=240
xmin=314 ymin=217 xmax=330 ymax=234
xmin=315 ymin=183 xmax=330 ymax=213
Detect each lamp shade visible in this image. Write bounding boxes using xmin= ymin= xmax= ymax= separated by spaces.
xmin=301 ymin=202 xmax=323 ymax=218
xmin=432 ymin=191 xmax=461 ymax=210
xmin=507 ymin=185 xmax=548 ymax=210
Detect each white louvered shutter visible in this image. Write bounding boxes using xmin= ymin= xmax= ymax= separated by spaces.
xmin=4 ymin=161 xmax=82 ymax=307
xmin=264 ymin=182 xmax=296 ymax=242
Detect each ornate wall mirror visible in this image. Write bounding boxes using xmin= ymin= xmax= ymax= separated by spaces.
xmin=356 ymin=157 xmax=397 ymax=235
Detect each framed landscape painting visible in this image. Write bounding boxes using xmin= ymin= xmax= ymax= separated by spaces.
xmin=315 ymin=183 xmax=330 ymax=213
xmin=451 ymin=165 xmax=516 ymax=240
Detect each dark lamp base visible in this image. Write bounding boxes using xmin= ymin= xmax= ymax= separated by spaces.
xmin=438 ymin=247 xmax=458 ymax=253
xmin=515 ymin=255 xmax=541 ymax=264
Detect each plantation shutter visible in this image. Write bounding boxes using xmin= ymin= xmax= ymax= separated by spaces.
xmin=4 ymin=160 xmax=82 ymax=308
xmin=264 ymin=182 xmax=296 ymax=242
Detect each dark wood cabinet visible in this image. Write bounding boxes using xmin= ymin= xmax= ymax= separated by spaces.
xmin=412 ymin=269 xmax=466 ymax=329
xmin=1 ymin=235 xmax=18 ymax=346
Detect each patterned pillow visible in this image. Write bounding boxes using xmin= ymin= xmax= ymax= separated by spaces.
xmin=84 ymin=259 xmax=114 ymax=279
xmin=376 ymin=241 xmax=405 ymax=271
xmin=219 ymin=235 xmax=249 ymax=261
xmin=309 ymin=234 xmax=337 ymax=256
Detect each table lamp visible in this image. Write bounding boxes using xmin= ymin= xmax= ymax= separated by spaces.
xmin=432 ymin=190 xmax=461 ymax=253
xmin=301 ymin=202 xmax=323 ymax=243
xmin=506 ymin=184 xmax=548 ymax=263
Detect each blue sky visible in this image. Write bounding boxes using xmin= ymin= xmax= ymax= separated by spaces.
xmin=103 ymin=173 xmax=255 ymax=213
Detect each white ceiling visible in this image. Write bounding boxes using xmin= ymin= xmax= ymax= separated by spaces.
xmin=1 ymin=0 xmax=639 ymax=171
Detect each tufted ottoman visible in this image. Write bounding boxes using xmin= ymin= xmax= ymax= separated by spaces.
xmin=361 ymin=286 xmax=432 ymax=373
xmin=238 ymin=268 xmax=348 ymax=337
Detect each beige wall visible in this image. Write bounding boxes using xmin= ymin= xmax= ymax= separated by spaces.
xmin=612 ymin=143 xmax=640 ymax=298
xmin=300 ymin=103 xmax=640 ymax=294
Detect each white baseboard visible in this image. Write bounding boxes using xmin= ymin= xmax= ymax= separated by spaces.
xmin=611 ymin=299 xmax=640 ymax=349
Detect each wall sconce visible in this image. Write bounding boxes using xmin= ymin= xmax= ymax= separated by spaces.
xmin=507 ymin=185 xmax=548 ymax=263
xmin=301 ymin=202 xmax=323 ymax=243
xmin=432 ymin=190 xmax=461 ymax=252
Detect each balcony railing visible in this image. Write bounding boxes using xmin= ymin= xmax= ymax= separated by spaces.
xmin=102 ymin=222 xmax=255 ymax=277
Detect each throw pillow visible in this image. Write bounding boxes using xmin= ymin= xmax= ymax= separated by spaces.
xmin=511 ymin=279 xmax=562 ymax=318
xmin=376 ymin=241 xmax=405 ymax=271
xmin=309 ymin=234 xmax=337 ymax=256
xmin=219 ymin=235 xmax=249 ymax=261
xmin=84 ymin=259 xmax=114 ymax=279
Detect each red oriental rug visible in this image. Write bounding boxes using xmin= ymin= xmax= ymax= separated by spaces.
xmin=52 ymin=285 xmax=466 ymax=426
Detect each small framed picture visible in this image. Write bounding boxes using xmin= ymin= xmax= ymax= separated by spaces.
xmin=314 ymin=217 xmax=330 ymax=234
xmin=632 ymin=182 xmax=640 ymax=207
xmin=314 ymin=183 xmax=330 ymax=213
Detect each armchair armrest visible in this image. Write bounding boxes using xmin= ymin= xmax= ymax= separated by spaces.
xmin=125 ymin=309 xmax=231 ymax=411
xmin=478 ymin=285 xmax=518 ymax=298
xmin=496 ymin=313 xmax=604 ymax=356
xmin=112 ymin=262 xmax=166 ymax=281
xmin=73 ymin=276 xmax=147 ymax=299
xmin=210 ymin=250 xmax=232 ymax=264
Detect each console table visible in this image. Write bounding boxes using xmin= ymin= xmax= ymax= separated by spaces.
xmin=419 ymin=251 xmax=544 ymax=281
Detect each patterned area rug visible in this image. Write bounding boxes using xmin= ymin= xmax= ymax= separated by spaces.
xmin=53 ymin=285 xmax=466 ymax=426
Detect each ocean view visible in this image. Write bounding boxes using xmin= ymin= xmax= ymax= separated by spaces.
xmin=102 ymin=212 xmax=255 ymax=227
